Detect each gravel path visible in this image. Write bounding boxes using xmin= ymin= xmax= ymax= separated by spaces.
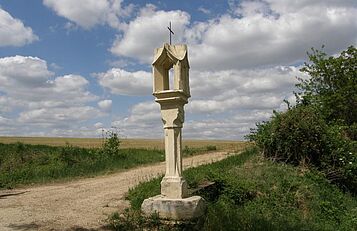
xmin=0 ymin=151 xmax=234 ymax=231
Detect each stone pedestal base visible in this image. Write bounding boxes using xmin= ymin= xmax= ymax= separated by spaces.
xmin=141 ymin=195 xmax=206 ymax=221
xmin=161 ymin=176 xmax=188 ymax=198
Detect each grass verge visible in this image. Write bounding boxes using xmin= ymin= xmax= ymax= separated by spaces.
xmin=0 ymin=142 xmax=165 ymax=189
xmin=109 ymin=147 xmax=357 ymax=230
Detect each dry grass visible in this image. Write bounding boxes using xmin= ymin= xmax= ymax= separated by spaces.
xmin=0 ymin=136 xmax=250 ymax=152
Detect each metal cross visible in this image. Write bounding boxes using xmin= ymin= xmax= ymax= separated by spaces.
xmin=167 ymin=21 xmax=174 ymax=45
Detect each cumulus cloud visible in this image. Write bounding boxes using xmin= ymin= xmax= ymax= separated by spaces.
xmin=0 ymin=8 xmax=38 ymax=47
xmin=0 ymin=55 xmax=102 ymax=135
xmin=104 ymin=65 xmax=301 ymax=139
xmin=18 ymin=106 xmax=101 ymax=124
xmin=111 ymin=101 xmax=162 ymax=138
xmin=190 ymin=66 xmax=301 ymax=98
xmin=4 ymin=0 xmax=355 ymax=139
xmin=110 ymin=6 xmax=190 ymax=63
xmin=98 ymin=99 xmax=112 ymax=112
xmin=94 ymin=122 xmax=104 ymax=129
xmin=100 ymin=0 xmax=356 ymax=140
xmin=0 ymin=55 xmax=53 ymax=85
xmin=95 ymin=68 xmax=151 ymax=95
xmin=43 ymin=0 xmax=133 ymax=29
xmin=110 ymin=0 xmax=357 ymax=70
xmin=188 ymin=0 xmax=357 ymax=70
xmin=0 ymin=115 xmax=11 ymax=125
xmin=110 ymin=99 xmax=275 ymax=140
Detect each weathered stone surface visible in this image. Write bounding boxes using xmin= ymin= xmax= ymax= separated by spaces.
xmin=141 ymin=195 xmax=206 ymax=221
xmin=152 ymin=43 xmax=190 ymax=97
xmin=161 ymin=176 xmax=188 ymax=199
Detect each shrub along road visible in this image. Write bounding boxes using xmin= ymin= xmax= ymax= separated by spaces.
xmin=0 ymin=151 xmax=234 ymax=231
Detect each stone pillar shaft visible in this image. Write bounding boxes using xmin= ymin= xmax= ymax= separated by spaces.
xmin=158 ymin=101 xmax=188 ymax=199
xmin=164 ymin=127 xmax=182 ymax=177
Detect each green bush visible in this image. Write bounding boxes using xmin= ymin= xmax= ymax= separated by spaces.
xmin=323 ymin=125 xmax=357 ymax=192
xmin=250 ymin=105 xmax=357 ymax=193
xmin=251 ymin=105 xmax=328 ymax=165
xmin=102 ymin=130 xmax=122 ymax=158
xmin=249 ymin=45 xmax=357 ymax=194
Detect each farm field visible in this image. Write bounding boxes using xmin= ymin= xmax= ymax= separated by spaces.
xmin=0 ymin=136 xmax=248 ymax=151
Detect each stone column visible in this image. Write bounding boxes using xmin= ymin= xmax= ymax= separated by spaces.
xmin=159 ymin=100 xmax=188 ymax=199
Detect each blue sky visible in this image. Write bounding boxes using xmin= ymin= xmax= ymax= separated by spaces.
xmin=0 ymin=0 xmax=356 ymax=139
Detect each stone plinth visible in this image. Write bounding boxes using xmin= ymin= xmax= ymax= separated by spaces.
xmin=141 ymin=195 xmax=206 ymax=221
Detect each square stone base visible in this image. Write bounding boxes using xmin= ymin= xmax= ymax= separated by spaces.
xmin=141 ymin=195 xmax=206 ymax=221
xmin=161 ymin=176 xmax=188 ymax=198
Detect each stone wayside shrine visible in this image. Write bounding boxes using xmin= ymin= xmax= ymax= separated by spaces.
xmin=141 ymin=43 xmax=206 ymax=221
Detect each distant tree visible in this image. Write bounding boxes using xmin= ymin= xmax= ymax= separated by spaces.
xmin=296 ymin=46 xmax=357 ymax=126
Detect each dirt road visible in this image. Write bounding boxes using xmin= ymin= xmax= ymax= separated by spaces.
xmin=0 ymin=151 xmax=234 ymax=231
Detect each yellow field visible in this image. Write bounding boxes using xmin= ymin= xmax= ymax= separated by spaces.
xmin=0 ymin=136 xmax=250 ymax=152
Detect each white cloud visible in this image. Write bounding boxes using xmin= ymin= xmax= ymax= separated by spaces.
xmin=0 ymin=56 xmax=97 ymax=108
xmin=43 ymin=0 xmax=133 ymax=29
xmin=18 ymin=106 xmax=101 ymax=124
xmin=3 ymin=1 xmax=355 ymax=139
xmin=188 ymin=0 xmax=357 ymax=70
xmin=110 ymin=7 xmax=190 ymax=63
xmin=198 ymin=7 xmax=211 ymax=15
xmin=101 ymin=64 xmax=302 ymax=139
xmin=106 ymin=68 xmax=294 ymax=139
xmin=98 ymin=0 xmax=357 ymax=139
xmin=190 ymin=66 xmax=301 ymax=98
xmin=0 ymin=55 xmax=102 ymax=135
xmin=110 ymin=1 xmax=357 ymax=71
xmin=95 ymin=68 xmax=151 ymax=96
xmin=98 ymin=99 xmax=112 ymax=112
xmin=110 ymin=99 xmax=275 ymax=140
xmin=111 ymin=101 xmax=162 ymax=138
xmin=94 ymin=122 xmax=104 ymax=129
xmin=0 ymin=115 xmax=11 ymax=125
xmin=264 ymin=0 xmax=357 ymax=14
xmin=0 ymin=55 xmax=53 ymax=91
xmin=0 ymin=8 xmax=38 ymax=47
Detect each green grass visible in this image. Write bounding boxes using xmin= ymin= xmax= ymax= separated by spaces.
xmin=0 ymin=142 xmax=165 ymax=189
xmin=0 ymin=142 xmax=224 ymax=189
xmin=115 ymin=147 xmax=357 ymax=231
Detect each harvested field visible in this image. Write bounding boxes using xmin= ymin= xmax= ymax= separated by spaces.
xmin=0 ymin=136 xmax=249 ymax=151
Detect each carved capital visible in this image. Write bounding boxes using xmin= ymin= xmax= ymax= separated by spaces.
xmin=161 ymin=105 xmax=184 ymax=128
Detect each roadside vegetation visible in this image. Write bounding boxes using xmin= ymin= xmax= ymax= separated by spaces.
xmin=109 ymin=147 xmax=357 ymax=230
xmin=249 ymin=46 xmax=357 ymax=194
xmin=0 ymin=131 xmax=162 ymax=189
xmin=0 ymin=130 xmax=231 ymax=189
